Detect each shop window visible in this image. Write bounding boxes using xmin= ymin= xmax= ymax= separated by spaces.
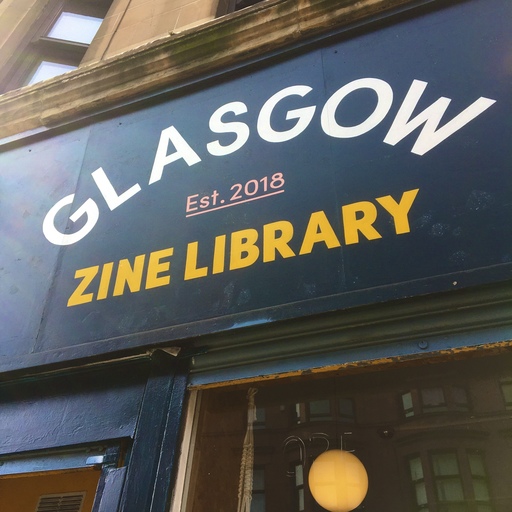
xmin=1 ymin=0 xmax=112 ymax=92
xmin=179 ymin=355 xmax=510 ymax=512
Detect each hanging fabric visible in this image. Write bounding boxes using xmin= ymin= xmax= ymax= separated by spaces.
xmin=236 ymin=387 xmax=258 ymax=512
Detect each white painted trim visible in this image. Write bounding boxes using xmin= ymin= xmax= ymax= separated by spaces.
xmin=169 ymin=389 xmax=201 ymax=512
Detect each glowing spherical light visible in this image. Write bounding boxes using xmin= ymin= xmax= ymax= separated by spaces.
xmin=308 ymin=449 xmax=368 ymax=512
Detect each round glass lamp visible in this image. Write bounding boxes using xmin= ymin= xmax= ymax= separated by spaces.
xmin=308 ymin=449 xmax=368 ymax=512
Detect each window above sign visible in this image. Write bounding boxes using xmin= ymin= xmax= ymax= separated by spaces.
xmin=234 ymin=0 xmax=265 ymax=10
xmin=47 ymin=11 xmax=103 ymax=45
xmin=1 ymin=0 xmax=112 ymax=92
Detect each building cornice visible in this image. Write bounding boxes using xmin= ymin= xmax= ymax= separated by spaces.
xmin=0 ymin=0 xmax=418 ymax=140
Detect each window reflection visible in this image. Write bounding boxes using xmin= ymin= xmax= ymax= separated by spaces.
xmin=401 ymin=384 xmax=470 ymax=418
xmin=252 ymin=467 xmax=266 ymax=512
xmin=422 ymin=387 xmax=447 ymax=411
xmin=185 ymin=354 xmax=512 ymax=512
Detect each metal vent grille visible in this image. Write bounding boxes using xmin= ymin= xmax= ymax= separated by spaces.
xmin=35 ymin=492 xmax=85 ymax=512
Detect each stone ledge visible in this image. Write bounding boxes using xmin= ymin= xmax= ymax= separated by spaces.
xmin=0 ymin=0 xmax=415 ymax=140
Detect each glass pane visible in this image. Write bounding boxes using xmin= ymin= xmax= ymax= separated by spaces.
xmin=473 ymin=480 xmax=490 ymax=501
xmin=432 ymin=453 xmax=459 ymax=476
xmin=47 ymin=12 xmax=103 ymax=44
xmin=402 ymin=391 xmax=414 ymax=416
xmin=298 ymin=488 xmax=304 ymax=511
xmin=501 ymin=380 xmax=512 ymax=406
xmin=409 ymin=457 xmax=424 ymax=481
xmin=402 ymin=392 xmax=413 ymax=409
xmin=468 ymin=453 xmax=486 ymax=477
xmin=339 ymin=397 xmax=354 ymax=419
xmin=415 ymin=482 xmax=428 ymax=506
xmin=452 ymin=386 xmax=469 ymax=407
xmin=309 ymin=399 xmax=330 ymax=417
xmin=253 ymin=468 xmax=265 ymax=491
xmin=28 ymin=61 xmax=77 ymax=85
xmin=436 ymin=479 xmax=464 ymax=501
xmin=254 ymin=406 xmax=266 ymax=429
xmin=295 ymin=403 xmax=302 ymax=423
xmin=438 ymin=505 xmax=469 ymax=512
xmin=295 ymin=464 xmax=303 ymax=486
xmin=251 ymin=493 xmax=265 ymax=512
xmin=422 ymin=387 xmax=446 ymax=407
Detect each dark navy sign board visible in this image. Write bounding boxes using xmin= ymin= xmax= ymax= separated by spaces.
xmin=1 ymin=0 xmax=511 ymax=360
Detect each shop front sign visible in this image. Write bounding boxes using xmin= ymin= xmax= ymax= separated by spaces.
xmin=1 ymin=0 xmax=510 ymax=357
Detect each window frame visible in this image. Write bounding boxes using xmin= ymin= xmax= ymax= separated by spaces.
xmin=0 ymin=0 xmax=111 ymax=93
xmin=0 ymin=444 xmax=124 ymax=512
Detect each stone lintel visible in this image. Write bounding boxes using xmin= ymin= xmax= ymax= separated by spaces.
xmin=0 ymin=0 xmax=415 ymax=140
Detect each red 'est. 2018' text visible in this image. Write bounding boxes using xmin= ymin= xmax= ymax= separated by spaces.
xmin=186 ymin=173 xmax=285 ymax=217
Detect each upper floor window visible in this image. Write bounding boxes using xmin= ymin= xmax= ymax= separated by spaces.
xmin=409 ymin=450 xmax=493 ymax=512
xmin=295 ymin=397 xmax=355 ymax=424
xmin=234 ymin=0 xmax=265 ymax=11
xmin=252 ymin=467 xmax=266 ymax=512
xmin=47 ymin=10 xmax=103 ymax=44
xmin=402 ymin=391 xmax=415 ymax=418
xmin=339 ymin=397 xmax=355 ymax=422
xmin=499 ymin=377 xmax=512 ymax=409
xmin=307 ymin=399 xmax=331 ymax=422
xmin=401 ymin=385 xmax=470 ymax=418
xmin=254 ymin=406 xmax=266 ymax=429
xmin=1 ymin=0 xmax=112 ymax=93
xmin=421 ymin=387 xmax=448 ymax=413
